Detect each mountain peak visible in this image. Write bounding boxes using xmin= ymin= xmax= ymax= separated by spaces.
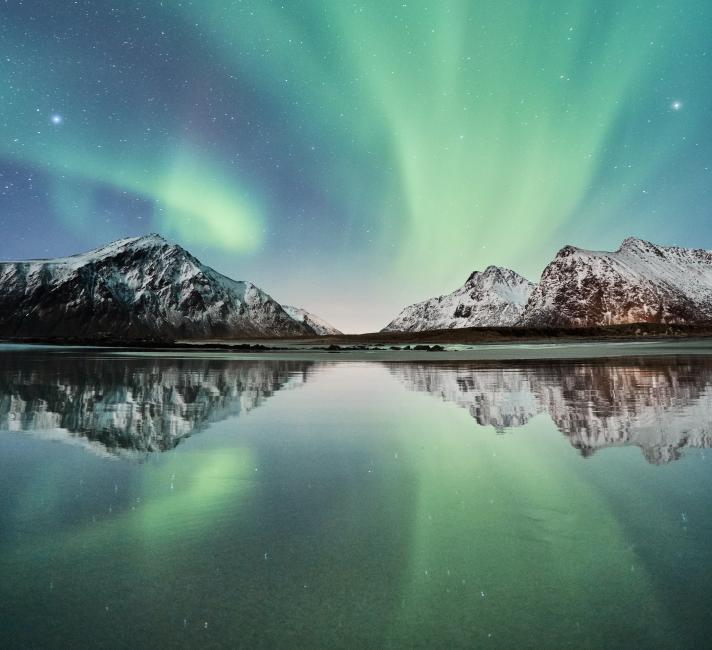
xmin=383 ymin=265 xmax=535 ymax=332
xmin=619 ymin=236 xmax=656 ymax=252
xmin=483 ymin=264 xmax=504 ymax=277
xmin=0 ymin=235 xmax=313 ymax=339
xmin=113 ymin=233 xmax=171 ymax=250
xmin=555 ymin=238 xmax=665 ymax=260
xmin=83 ymin=233 xmax=174 ymax=260
xmin=134 ymin=232 xmax=168 ymax=245
xmin=466 ymin=265 xmax=530 ymax=286
xmin=466 ymin=265 xmax=500 ymax=284
xmin=520 ymin=238 xmax=712 ymax=327
xmin=84 ymin=233 xmax=202 ymax=267
xmin=556 ymin=244 xmax=582 ymax=258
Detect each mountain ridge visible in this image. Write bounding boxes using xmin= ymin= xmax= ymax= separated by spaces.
xmin=3 ymin=234 xmax=712 ymax=338
xmin=382 ymin=265 xmax=535 ymax=332
xmin=282 ymin=305 xmax=342 ymax=335
xmin=0 ymin=234 xmax=335 ymax=339
xmin=382 ymin=237 xmax=712 ymax=332
xmin=518 ymin=236 xmax=712 ymax=327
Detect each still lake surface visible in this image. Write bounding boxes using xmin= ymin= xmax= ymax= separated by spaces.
xmin=1 ymin=343 xmax=712 ymax=648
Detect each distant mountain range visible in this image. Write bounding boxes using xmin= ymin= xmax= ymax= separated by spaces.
xmin=1 ymin=234 xmax=711 ymax=338
xmin=0 ymin=234 xmax=340 ymax=339
xmin=383 ymin=237 xmax=712 ymax=332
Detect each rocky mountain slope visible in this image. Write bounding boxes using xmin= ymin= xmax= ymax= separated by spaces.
xmin=382 ymin=266 xmax=535 ymax=332
xmin=0 ymin=234 xmax=330 ymax=339
xmin=282 ymin=305 xmax=342 ymax=335
xmin=518 ymin=237 xmax=712 ymax=327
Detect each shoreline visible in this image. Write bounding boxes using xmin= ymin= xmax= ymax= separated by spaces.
xmin=2 ymin=322 xmax=712 ymax=352
xmin=3 ymin=324 xmax=712 ymax=361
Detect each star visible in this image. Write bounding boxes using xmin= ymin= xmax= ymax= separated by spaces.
xmin=671 ymin=100 xmax=683 ymax=111
xmin=50 ymin=114 xmax=63 ymax=125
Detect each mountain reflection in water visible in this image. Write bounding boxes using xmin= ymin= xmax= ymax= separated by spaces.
xmin=387 ymin=357 xmax=712 ymax=464
xmin=0 ymin=353 xmax=314 ymax=456
xmin=1 ymin=351 xmax=712 ymax=464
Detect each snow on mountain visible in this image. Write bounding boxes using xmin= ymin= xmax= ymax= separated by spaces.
xmin=382 ymin=266 xmax=535 ymax=332
xmin=519 ymin=237 xmax=712 ymax=327
xmin=281 ymin=305 xmax=342 ymax=335
xmin=0 ymin=234 xmax=314 ymax=339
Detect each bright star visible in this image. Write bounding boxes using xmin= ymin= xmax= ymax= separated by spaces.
xmin=671 ymin=100 xmax=683 ymax=111
xmin=50 ymin=114 xmax=63 ymax=125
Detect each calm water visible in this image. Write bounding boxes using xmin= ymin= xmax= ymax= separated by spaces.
xmin=1 ymin=346 xmax=712 ymax=648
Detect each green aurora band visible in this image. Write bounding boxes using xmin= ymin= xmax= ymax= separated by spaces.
xmin=1 ymin=1 xmax=710 ymax=330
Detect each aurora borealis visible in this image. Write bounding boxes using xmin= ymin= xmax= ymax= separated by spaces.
xmin=1 ymin=1 xmax=711 ymax=332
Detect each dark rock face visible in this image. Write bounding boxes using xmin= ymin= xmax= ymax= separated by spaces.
xmin=519 ymin=238 xmax=712 ymax=327
xmin=0 ymin=234 xmax=313 ymax=340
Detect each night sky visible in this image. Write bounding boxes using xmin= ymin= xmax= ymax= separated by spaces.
xmin=1 ymin=1 xmax=711 ymax=332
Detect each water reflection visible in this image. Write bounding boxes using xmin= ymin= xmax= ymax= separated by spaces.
xmin=2 ymin=350 xmax=712 ymax=646
xmin=387 ymin=357 xmax=712 ymax=464
xmin=2 ymin=352 xmax=712 ymax=465
xmin=0 ymin=353 xmax=313 ymax=456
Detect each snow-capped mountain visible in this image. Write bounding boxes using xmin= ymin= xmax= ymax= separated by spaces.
xmin=519 ymin=237 xmax=712 ymax=327
xmin=282 ymin=305 xmax=342 ymax=335
xmin=382 ymin=266 xmax=535 ymax=332
xmin=388 ymin=358 xmax=712 ymax=464
xmin=0 ymin=234 xmax=317 ymax=339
